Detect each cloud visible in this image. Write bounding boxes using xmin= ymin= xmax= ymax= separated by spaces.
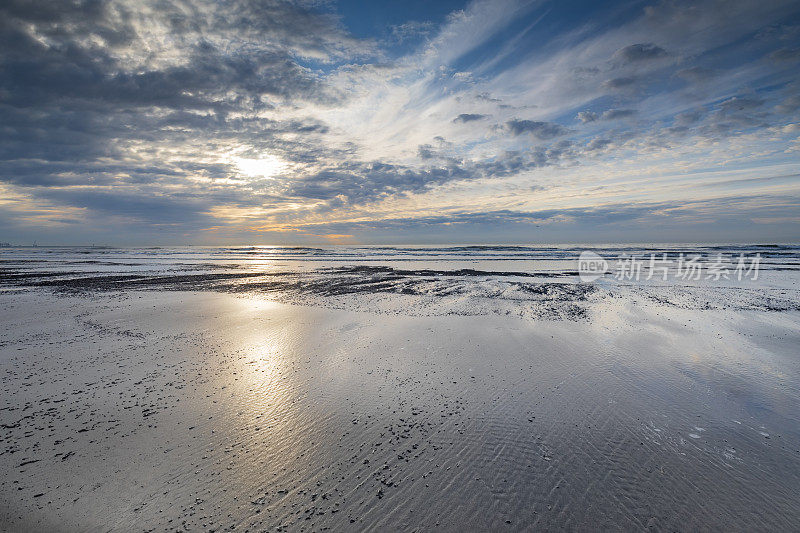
xmin=675 ymin=66 xmax=717 ymax=82
xmin=718 ymin=96 xmax=765 ymax=113
xmin=769 ymin=48 xmax=800 ymax=62
xmin=281 ymin=193 xmax=800 ymax=242
xmin=612 ymin=43 xmax=667 ymax=62
xmin=578 ymin=109 xmax=636 ymax=123
xmin=603 ymin=76 xmax=638 ymax=90
xmin=585 ymin=138 xmax=612 ymax=151
xmin=776 ymin=94 xmax=800 ymax=114
xmin=474 ymin=92 xmax=502 ymax=102
xmin=500 ymin=120 xmax=570 ymax=139
xmin=390 ymin=21 xmax=436 ymax=43
xmin=453 ymin=113 xmax=489 ymax=123
xmin=1 ymin=0 xmax=799 ymax=243
xmin=600 ymin=109 xmax=636 ymax=120
xmin=674 ymin=110 xmax=703 ymax=126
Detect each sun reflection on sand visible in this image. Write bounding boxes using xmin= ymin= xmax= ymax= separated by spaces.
xmin=232 ymin=298 xmax=292 ymax=400
xmin=217 ymin=298 xmax=312 ymax=440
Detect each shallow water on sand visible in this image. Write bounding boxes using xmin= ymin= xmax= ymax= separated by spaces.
xmin=1 ymin=246 xmax=799 ymax=530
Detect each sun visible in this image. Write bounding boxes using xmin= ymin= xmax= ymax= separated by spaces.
xmin=235 ymin=155 xmax=287 ymax=178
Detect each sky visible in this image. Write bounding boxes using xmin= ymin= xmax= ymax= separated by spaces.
xmin=1 ymin=0 xmax=799 ymax=245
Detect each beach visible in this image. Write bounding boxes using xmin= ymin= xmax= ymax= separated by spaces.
xmin=4 ymin=0 xmax=800 ymax=528
xmin=1 ymin=246 xmax=799 ymax=531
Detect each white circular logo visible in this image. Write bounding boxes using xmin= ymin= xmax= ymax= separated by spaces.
xmin=577 ymin=251 xmax=608 ymax=282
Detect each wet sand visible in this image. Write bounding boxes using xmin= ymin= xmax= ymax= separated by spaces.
xmin=1 ymin=289 xmax=799 ymax=531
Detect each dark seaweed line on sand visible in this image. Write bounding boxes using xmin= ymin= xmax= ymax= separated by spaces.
xmin=0 ymin=267 xmax=593 ymax=303
xmin=0 ymin=265 xmax=577 ymax=291
xmin=4 ymin=266 xmax=798 ymax=317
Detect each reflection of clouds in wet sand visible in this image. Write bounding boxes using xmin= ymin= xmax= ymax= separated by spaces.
xmin=1 ymin=289 xmax=799 ymax=530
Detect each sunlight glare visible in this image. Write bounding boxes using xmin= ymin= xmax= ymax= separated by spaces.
xmin=235 ymin=155 xmax=287 ymax=178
